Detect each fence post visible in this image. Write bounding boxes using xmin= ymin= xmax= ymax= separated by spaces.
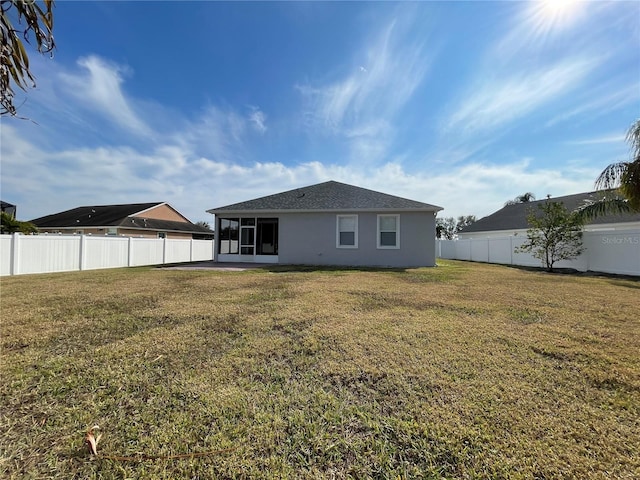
xmin=163 ymin=237 xmax=168 ymax=264
xmin=190 ymin=238 xmax=194 ymax=262
xmin=128 ymin=237 xmax=134 ymax=267
xmin=510 ymin=236 xmax=514 ymax=265
xmin=79 ymin=235 xmax=87 ymax=271
xmin=10 ymin=233 xmax=20 ymax=276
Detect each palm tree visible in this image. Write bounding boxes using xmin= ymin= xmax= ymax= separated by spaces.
xmin=505 ymin=192 xmax=536 ymax=206
xmin=1 ymin=0 xmax=56 ymax=117
xmin=577 ymin=119 xmax=640 ymax=219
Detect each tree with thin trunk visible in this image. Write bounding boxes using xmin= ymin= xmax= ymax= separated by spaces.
xmin=516 ymin=200 xmax=585 ymax=272
xmin=576 ymin=119 xmax=640 ymax=219
xmin=436 ymin=217 xmax=456 ymax=240
xmin=436 ymin=215 xmax=476 ymax=239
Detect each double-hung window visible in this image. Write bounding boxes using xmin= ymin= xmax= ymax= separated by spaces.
xmin=377 ymin=214 xmax=399 ymax=249
xmin=336 ymin=215 xmax=358 ymax=248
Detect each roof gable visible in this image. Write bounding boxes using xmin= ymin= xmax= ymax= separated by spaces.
xmin=460 ymin=191 xmax=640 ymax=234
xmin=208 ymin=181 xmax=442 ymax=213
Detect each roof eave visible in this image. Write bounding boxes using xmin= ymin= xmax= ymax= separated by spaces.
xmin=207 ymin=207 xmax=443 ymax=215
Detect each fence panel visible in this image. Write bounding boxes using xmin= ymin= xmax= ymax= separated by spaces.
xmin=585 ymin=230 xmax=640 ymax=276
xmin=165 ymin=239 xmax=191 ymax=264
xmin=192 ymin=239 xmax=214 ymax=261
xmin=130 ymin=238 xmax=165 ymax=267
xmin=0 ymin=235 xmax=12 ymax=275
xmin=84 ymin=236 xmax=129 ymax=270
xmin=510 ymin=236 xmax=545 ymax=268
xmin=437 ymin=229 xmax=639 ymax=276
xmin=488 ymin=237 xmax=512 ymax=264
xmin=470 ymin=239 xmax=489 ymax=263
xmin=20 ymin=235 xmax=81 ymax=274
xmin=454 ymin=239 xmax=471 ymax=261
xmin=0 ymin=234 xmax=215 ymax=276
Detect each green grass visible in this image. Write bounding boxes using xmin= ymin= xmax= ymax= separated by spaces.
xmin=1 ymin=261 xmax=638 ymax=479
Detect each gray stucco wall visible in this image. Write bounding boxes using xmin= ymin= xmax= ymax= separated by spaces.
xmin=278 ymin=211 xmax=437 ymax=268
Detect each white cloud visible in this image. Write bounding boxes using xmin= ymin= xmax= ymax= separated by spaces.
xmin=443 ymin=57 xmax=598 ymax=136
xmin=59 ymin=56 xmax=152 ymax=137
xmin=316 ymin=20 xmax=429 ymax=128
xmin=564 ymin=134 xmax=626 ymax=146
xmin=296 ymin=12 xmax=432 ymax=164
xmin=248 ymin=106 xmax=267 ymax=134
xmin=545 ymin=83 xmax=640 ymax=128
xmin=2 ymin=123 xmax=599 ymax=225
xmin=174 ymin=106 xmax=249 ymax=163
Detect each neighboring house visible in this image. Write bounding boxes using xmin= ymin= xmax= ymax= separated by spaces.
xmin=207 ymin=180 xmax=443 ymax=268
xmin=458 ymin=191 xmax=640 ymax=239
xmin=1 ymin=201 xmax=17 ymax=219
xmin=31 ymin=202 xmax=214 ymax=239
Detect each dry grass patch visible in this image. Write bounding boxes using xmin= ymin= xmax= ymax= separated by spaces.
xmin=1 ymin=261 xmax=638 ymax=479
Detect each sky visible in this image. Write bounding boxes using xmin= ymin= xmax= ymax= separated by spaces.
xmin=1 ymin=0 xmax=639 ymax=225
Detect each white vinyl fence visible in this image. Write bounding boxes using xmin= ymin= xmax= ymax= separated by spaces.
xmin=0 ymin=234 xmax=215 ymax=276
xmin=437 ymin=229 xmax=640 ymax=276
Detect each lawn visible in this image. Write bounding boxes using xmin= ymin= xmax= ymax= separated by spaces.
xmin=1 ymin=261 xmax=638 ymax=479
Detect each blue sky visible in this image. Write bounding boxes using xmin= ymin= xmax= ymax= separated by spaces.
xmin=1 ymin=0 xmax=639 ymax=224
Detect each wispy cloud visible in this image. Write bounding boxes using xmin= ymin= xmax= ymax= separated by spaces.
xmin=296 ymin=11 xmax=432 ymax=163
xmin=565 ymin=134 xmax=626 ymax=146
xmin=172 ymin=105 xmax=250 ymax=163
xmin=301 ymin=19 xmax=429 ymax=129
xmin=248 ymin=106 xmax=267 ymax=134
xmin=545 ymin=83 xmax=639 ymax=128
xmin=59 ymin=56 xmax=152 ymax=137
xmin=443 ymin=56 xmax=599 ymax=136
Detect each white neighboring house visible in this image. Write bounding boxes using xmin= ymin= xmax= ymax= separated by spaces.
xmin=458 ymin=191 xmax=640 ymax=239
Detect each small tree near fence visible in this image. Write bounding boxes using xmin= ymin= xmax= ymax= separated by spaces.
xmin=516 ymin=200 xmax=585 ymax=272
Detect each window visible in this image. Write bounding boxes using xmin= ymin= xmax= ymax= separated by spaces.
xmin=337 ymin=215 xmax=358 ymax=248
xmin=107 ymin=228 xmax=118 ymax=236
xmin=377 ymin=215 xmax=399 ymax=249
xmin=218 ymin=218 xmax=239 ymax=254
xmin=157 ymin=232 xmax=167 ymax=239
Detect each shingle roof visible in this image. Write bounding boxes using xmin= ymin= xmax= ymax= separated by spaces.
xmin=207 ymin=181 xmax=442 ymax=213
xmin=460 ymin=191 xmax=640 ymax=233
xmin=30 ymin=203 xmax=212 ymax=234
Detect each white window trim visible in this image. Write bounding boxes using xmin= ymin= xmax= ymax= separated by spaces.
xmin=336 ymin=214 xmax=358 ymax=249
xmin=377 ymin=214 xmax=400 ymax=249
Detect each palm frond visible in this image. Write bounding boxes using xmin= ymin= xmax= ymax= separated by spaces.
xmin=626 ymin=119 xmax=640 ymax=164
xmin=620 ymin=157 xmax=640 ymax=211
xmin=595 ymin=162 xmax=628 ymax=190
xmin=574 ymin=197 xmax=631 ymax=222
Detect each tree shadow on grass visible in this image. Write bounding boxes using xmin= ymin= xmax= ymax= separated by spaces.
xmin=499 ymin=262 xmax=640 ymax=285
